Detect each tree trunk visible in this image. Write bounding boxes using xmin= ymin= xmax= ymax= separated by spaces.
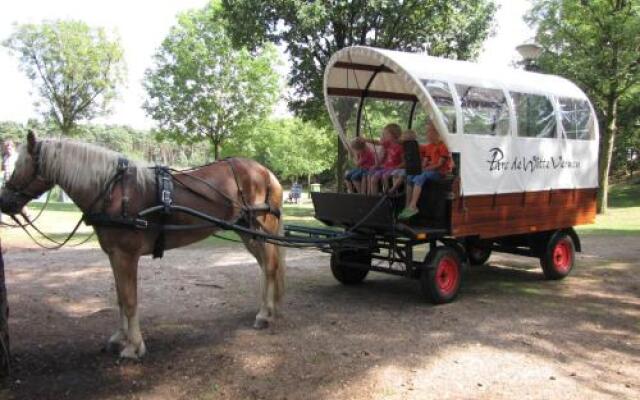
xmin=597 ymin=97 xmax=618 ymax=214
xmin=0 ymin=241 xmax=9 ymax=376
xmin=211 ymin=140 xmax=221 ymax=161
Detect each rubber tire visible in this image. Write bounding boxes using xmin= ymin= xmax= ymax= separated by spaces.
xmin=330 ymin=250 xmax=370 ymax=285
xmin=466 ymin=242 xmax=492 ymax=266
xmin=421 ymin=246 xmax=463 ymax=304
xmin=540 ymin=231 xmax=575 ymax=280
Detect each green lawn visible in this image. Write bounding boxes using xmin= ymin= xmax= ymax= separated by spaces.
xmin=1 ymin=181 xmax=638 ymax=248
xmin=576 ymin=180 xmax=640 ymax=236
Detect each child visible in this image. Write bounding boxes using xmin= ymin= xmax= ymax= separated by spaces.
xmin=365 ymin=123 xmax=403 ymax=195
xmin=398 ymin=121 xmax=452 ymax=220
xmin=344 ymin=137 xmax=375 ymax=193
xmin=388 ymin=129 xmax=418 ymax=193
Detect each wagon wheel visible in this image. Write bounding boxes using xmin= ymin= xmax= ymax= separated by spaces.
xmin=330 ymin=250 xmax=370 ymax=285
xmin=465 ymin=240 xmax=492 ymax=266
xmin=540 ymin=231 xmax=575 ymax=280
xmin=421 ymin=246 xmax=463 ymax=304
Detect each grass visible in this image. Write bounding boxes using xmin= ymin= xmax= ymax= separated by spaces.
xmin=576 ymin=179 xmax=640 ymax=236
xmin=1 ymin=182 xmax=638 ymax=248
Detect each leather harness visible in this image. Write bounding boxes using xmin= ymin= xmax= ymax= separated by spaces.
xmin=84 ymin=158 xmax=280 ymax=259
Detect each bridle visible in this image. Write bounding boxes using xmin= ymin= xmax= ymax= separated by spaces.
xmin=3 ymin=142 xmax=52 ymax=202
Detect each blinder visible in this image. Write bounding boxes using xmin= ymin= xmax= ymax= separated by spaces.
xmin=3 ymin=142 xmax=52 ymax=202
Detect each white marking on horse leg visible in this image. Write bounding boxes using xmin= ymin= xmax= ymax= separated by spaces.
xmin=120 ymin=310 xmax=146 ymax=359
xmin=107 ymin=306 xmax=129 ymax=352
xmin=254 ymin=265 xmax=272 ymax=329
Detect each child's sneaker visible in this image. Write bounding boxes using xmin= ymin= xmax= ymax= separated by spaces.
xmin=398 ymin=207 xmax=418 ymax=220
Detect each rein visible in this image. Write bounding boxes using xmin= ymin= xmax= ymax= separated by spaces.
xmin=6 ymin=155 xmax=391 ymax=252
xmin=7 ymin=162 xmax=129 ymax=250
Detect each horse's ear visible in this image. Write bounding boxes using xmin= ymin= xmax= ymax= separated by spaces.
xmin=27 ymin=129 xmax=37 ymax=155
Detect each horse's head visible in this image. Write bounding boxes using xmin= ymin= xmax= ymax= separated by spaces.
xmin=0 ymin=130 xmax=54 ymax=215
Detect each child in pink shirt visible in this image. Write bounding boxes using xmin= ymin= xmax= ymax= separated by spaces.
xmin=344 ymin=137 xmax=375 ymax=193
xmin=365 ymin=123 xmax=403 ymax=195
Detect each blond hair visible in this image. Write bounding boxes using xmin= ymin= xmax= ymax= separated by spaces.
xmin=350 ymin=136 xmax=366 ymax=151
xmin=402 ymin=129 xmax=417 ymax=141
xmin=383 ymin=123 xmax=402 ymax=139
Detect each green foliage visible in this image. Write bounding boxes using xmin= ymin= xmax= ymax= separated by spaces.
xmin=221 ymin=0 xmax=497 ymax=190
xmin=0 ymin=120 xmax=210 ymax=168
xmin=526 ymin=0 xmax=640 ymax=212
xmin=223 ymin=117 xmax=335 ymax=180
xmin=143 ymin=1 xmax=282 ymax=160
xmin=3 ymin=20 xmax=126 ymax=134
xmin=222 ymin=0 xmax=497 ymax=122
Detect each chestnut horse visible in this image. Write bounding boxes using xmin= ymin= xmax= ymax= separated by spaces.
xmin=0 ymin=131 xmax=285 ymax=359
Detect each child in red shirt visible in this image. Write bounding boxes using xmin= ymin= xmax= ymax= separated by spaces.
xmin=365 ymin=123 xmax=403 ymax=195
xmin=399 ymin=121 xmax=452 ymax=219
xmin=345 ymin=137 xmax=375 ymax=193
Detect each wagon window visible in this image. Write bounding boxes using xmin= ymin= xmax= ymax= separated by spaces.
xmin=511 ymin=92 xmax=557 ymax=138
xmin=455 ymin=85 xmax=509 ymax=136
xmin=421 ymin=80 xmax=456 ymax=133
xmin=559 ymin=98 xmax=594 ymax=140
xmin=328 ymin=96 xmax=360 ymax=138
xmin=360 ymin=98 xmax=415 ymax=138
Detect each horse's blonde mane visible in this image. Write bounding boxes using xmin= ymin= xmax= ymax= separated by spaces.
xmin=33 ymin=139 xmax=154 ymax=194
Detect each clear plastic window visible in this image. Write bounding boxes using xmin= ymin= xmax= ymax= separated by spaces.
xmin=359 ymin=98 xmax=415 ymax=139
xmin=328 ymin=96 xmax=360 ymax=138
xmin=421 ymin=80 xmax=456 ymax=133
xmin=559 ymin=98 xmax=594 ymax=140
xmin=411 ymin=107 xmax=434 ymax=144
xmin=456 ymin=85 xmax=509 ymax=136
xmin=511 ymin=92 xmax=557 ymax=138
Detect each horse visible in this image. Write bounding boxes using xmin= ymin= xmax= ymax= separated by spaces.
xmin=0 ymin=131 xmax=286 ymax=359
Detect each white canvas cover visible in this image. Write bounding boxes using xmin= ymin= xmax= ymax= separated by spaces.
xmin=324 ymin=46 xmax=599 ymax=196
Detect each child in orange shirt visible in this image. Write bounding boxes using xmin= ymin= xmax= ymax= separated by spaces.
xmin=398 ymin=121 xmax=452 ymax=220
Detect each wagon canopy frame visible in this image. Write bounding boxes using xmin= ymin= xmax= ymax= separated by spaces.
xmin=323 ymin=46 xmax=600 ymax=197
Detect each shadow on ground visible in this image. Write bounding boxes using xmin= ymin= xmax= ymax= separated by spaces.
xmin=1 ymin=234 xmax=638 ymax=399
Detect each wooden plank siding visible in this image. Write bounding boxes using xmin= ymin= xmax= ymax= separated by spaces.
xmin=450 ymin=187 xmax=598 ymax=239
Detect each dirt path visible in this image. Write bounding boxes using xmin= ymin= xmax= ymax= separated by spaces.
xmin=0 ymin=234 xmax=638 ymax=400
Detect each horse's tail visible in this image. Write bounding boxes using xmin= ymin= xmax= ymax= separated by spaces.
xmin=266 ymin=169 xmax=286 ymax=303
xmin=274 ymin=213 xmax=286 ymax=303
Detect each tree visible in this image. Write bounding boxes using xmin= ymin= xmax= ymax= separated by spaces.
xmin=143 ymin=2 xmax=281 ymax=160
xmin=221 ymin=0 xmax=497 ymax=190
xmin=526 ymin=0 xmax=640 ymax=213
xmin=3 ymin=20 xmax=126 ymax=135
xmin=223 ymin=117 xmax=335 ymax=182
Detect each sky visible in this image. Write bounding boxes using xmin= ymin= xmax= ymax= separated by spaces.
xmin=0 ymin=0 xmax=535 ymax=130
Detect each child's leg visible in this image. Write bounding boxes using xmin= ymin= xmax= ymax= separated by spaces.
xmin=405 ymin=176 xmax=415 ymax=207
xmin=345 ymin=179 xmax=354 ymax=193
xmin=389 ymin=169 xmax=404 ymax=193
xmin=344 ymin=170 xmax=354 ymax=193
xmin=407 ymin=171 xmax=441 ymax=210
xmin=369 ymin=171 xmax=381 ymax=195
xmin=381 ymin=169 xmax=394 ymax=193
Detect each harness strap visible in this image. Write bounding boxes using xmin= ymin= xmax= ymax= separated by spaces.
xmin=226 ymin=158 xmax=248 ymax=209
xmin=117 ymin=158 xmax=130 ymax=217
xmin=153 ymin=166 xmax=174 ymax=259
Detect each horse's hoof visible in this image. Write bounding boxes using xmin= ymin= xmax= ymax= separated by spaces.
xmin=253 ymin=318 xmax=269 ymax=330
xmin=120 ymin=341 xmax=146 ymax=360
xmin=105 ymin=340 xmax=123 ymax=355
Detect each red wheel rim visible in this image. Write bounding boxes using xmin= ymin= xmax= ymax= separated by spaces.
xmin=436 ymin=256 xmax=459 ymax=295
xmin=552 ymin=239 xmax=572 ymax=273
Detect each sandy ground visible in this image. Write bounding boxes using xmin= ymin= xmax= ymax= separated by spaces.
xmin=0 ymin=234 xmax=638 ymax=400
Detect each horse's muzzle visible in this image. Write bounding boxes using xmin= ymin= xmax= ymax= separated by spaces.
xmin=0 ymin=193 xmax=21 ymax=215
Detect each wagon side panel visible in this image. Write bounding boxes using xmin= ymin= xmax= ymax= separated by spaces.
xmin=450 ymin=188 xmax=597 ymax=239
